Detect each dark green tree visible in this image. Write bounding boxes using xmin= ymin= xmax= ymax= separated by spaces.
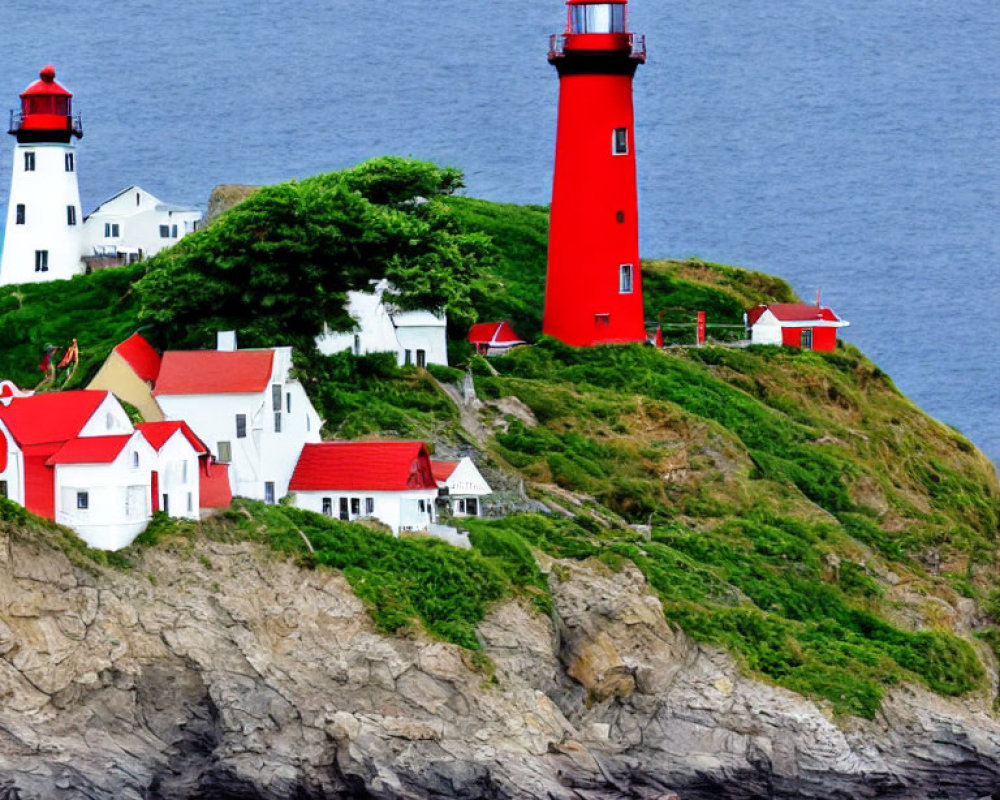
xmin=136 ymin=157 xmax=497 ymax=351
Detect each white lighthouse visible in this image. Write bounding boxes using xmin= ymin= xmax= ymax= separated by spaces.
xmin=0 ymin=65 xmax=84 ymax=286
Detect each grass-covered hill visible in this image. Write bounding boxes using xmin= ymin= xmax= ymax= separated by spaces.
xmin=0 ymin=161 xmax=997 ymax=720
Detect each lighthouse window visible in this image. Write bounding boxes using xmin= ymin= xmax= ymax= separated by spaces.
xmin=34 ymin=250 xmax=48 ymax=272
xmin=23 ymin=152 xmax=35 ymax=172
xmin=570 ymin=4 xmax=626 ymax=34
xmin=67 ymin=206 xmax=77 ymax=226
xmin=613 ymin=127 xmax=629 ymax=155
xmin=619 ymin=264 xmax=634 ymax=294
xmin=15 ymin=205 xmax=25 ymax=225
xmin=65 ymin=153 xmax=74 ymax=172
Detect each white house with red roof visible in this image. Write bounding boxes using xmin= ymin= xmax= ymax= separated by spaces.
xmin=431 ymin=457 xmax=492 ymax=518
xmin=289 ymin=441 xmax=438 ymax=534
xmin=316 ymin=281 xmax=448 ymax=368
xmin=468 ymin=321 xmax=527 ymax=356
xmin=136 ymin=421 xmax=209 ymax=519
xmin=0 ymin=390 xmax=155 ymax=549
xmin=745 ymin=303 xmax=850 ymax=352
xmin=153 ymin=334 xmax=322 ymax=504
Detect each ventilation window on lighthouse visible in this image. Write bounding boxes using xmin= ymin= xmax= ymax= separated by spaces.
xmin=15 ymin=205 xmax=25 ymax=225
xmin=613 ymin=127 xmax=629 ymax=155
xmin=34 ymin=251 xmax=48 ymax=273
xmin=65 ymin=153 xmax=74 ymax=172
xmin=66 ymin=206 xmax=77 ymax=226
xmin=619 ymin=264 xmax=634 ymax=294
xmin=570 ymin=4 xmax=626 ymax=34
xmin=23 ymin=152 xmax=35 ymax=172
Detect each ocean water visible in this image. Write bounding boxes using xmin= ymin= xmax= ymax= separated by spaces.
xmin=0 ymin=0 xmax=996 ymax=466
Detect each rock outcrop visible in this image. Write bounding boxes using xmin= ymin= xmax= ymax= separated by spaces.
xmin=1 ymin=524 xmax=999 ymax=800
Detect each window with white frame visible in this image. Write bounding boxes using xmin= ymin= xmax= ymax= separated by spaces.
xmin=235 ymin=414 xmax=247 ymax=439
xmin=15 ymin=204 xmax=25 ymax=225
xmin=34 ymin=250 xmax=48 ymax=272
xmin=365 ymin=497 xmax=374 ymax=515
xmin=65 ymin=152 xmax=74 ymax=172
xmin=619 ymin=264 xmax=634 ymax=294
xmin=24 ymin=152 xmax=35 ymax=171
xmin=77 ymin=491 xmax=89 ymax=510
xmin=613 ymin=127 xmax=629 ymax=155
xmin=159 ymin=224 xmax=170 ymax=238
xmin=67 ymin=206 xmax=77 ymax=226
xmin=322 ymin=497 xmax=332 ymax=516
xmin=217 ymin=441 xmax=232 ymax=463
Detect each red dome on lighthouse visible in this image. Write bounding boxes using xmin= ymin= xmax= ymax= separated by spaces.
xmin=8 ymin=65 xmax=82 ymax=143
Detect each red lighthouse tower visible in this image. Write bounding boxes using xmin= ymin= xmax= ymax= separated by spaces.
xmin=543 ymin=0 xmax=647 ymax=347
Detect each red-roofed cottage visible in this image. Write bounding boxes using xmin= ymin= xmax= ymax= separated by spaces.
xmin=468 ymin=321 xmax=527 ymax=356
xmin=88 ymin=332 xmax=165 ymax=421
xmin=431 ymin=457 xmax=492 ymax=518
xmin=289 ymin=441 xmax=438 ymax=533
xmin=154 ymin=333 xmax=322 ymax=503
xmin=137 ymin=421 xmax=210 ymax=519
xmin=745 ymin=304 xmax=850 ymax=351
xmin=0 ymin=390 xmax=157 ymax=549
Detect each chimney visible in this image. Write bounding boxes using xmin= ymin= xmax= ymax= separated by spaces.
xmin=217 ymin=331 xmax=237 ymax=352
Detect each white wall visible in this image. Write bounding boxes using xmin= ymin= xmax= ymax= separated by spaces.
xmin=749 ymin=311 xmax=783 ymax=345
xmin=440 ymin=458 xmax=492 ymax=518
xmin=156 ymin=348 xmax=322 ymax=503
xmin=0 ymin=420 xmax=25 ymax=507
xmin=150 ymin=431 xmax=200 ymax=519
xmin=1 ymin=143 xmax=84 ymax=285
xmin=54 ymin=433 xmax=155 ymax=550
xmin=82 ymin=186 xmax=200 ymax=261
xmin=292 ymin=488 xmax=437 ymax=534
xmin=79 ymin=393 xmax=134 ymax=438
xmin=315 ymin=285 xmax=448 ymax=367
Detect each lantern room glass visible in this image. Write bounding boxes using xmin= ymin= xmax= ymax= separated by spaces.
xmin=569 ymin=4 xmax=626 ymax=34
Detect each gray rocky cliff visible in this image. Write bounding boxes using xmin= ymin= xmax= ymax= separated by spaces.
xmin=1 ymin=525 xmax=999 ymax=800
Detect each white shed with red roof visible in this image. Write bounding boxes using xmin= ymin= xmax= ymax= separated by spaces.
xmin=137 ymin=421 xmax=210 ymax=519
xmin=468 ymin=321 xmax=527 ymax=356
xmin=289 ymin=441 xmax=438 ymax=534
xmin=745 ymin=303 xmax=850 ymax=351
xmin=431 ymin=457 xmax=492 ymax=518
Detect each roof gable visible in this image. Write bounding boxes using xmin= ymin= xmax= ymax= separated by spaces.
xmin=431 ymin=460 xmax=459 ymax=483
xmin=153 ymin=350 xmax=275 ymax=396
xmin=136 ymin=421 xmax=209 ymax=454
xmin=468 ymin=321 xmax=525 ymax=346
xmin=0 ymin=391 xmax=110 ymax=446
xmin=290 ymin=441 xmax=437 ymax=492
xmin=114 ymin=333 xmax=161 ymax=383
xmin=748 ymin=304 xmax=841 ymax=324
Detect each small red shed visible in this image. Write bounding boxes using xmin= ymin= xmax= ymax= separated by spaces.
xmin=468 ymin=321 xmax=527 ymax=356
xmin=745 ymin=303 xmax=849 ymax=352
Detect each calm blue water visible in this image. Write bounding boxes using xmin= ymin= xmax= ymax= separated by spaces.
xmin=1 ymin=0 xmax=997 ymax=467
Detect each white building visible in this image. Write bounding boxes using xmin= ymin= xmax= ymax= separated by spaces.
xmin=82 ymin=185 xmax=201 ymax=269
xmin=0 ymin=66 xmax=85 ymax=286
xmin=137 ymin=421 xmax=209 ymax=520
xmin=0 ymin=389 xmax=153 ymax=550
xmin=47 ymin=431 xmax=156 ymax=551
xmin=432 ymin=457 xmax=492 ymax=518
xmin=153 ymin=333 xmax=323 ymax=503
xmin=289 ymin=441 xmax=438 ymax=534
xmin=316 ymin=280 xmax=448 ymax=368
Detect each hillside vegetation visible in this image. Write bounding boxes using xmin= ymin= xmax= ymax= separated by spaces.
xmin=0 ymin=159 xmax=997 ymax=719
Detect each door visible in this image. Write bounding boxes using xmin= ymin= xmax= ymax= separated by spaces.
xmin=151 ymin=471 xmax=160 ymax=513
xmin=339 ymin=498 xmax=349 ymax=521
xmin=800 ymin=329 xmax=813 ymax=350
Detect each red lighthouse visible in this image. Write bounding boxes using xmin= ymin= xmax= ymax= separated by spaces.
xmin=543 ymin=0 xmax=647 ymax=347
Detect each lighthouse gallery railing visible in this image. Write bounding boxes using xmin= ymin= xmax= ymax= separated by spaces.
xmin=548 ymin=33 xmax=646 ymax=59
xmin=8 ymin=110 xmax=83 ymax=137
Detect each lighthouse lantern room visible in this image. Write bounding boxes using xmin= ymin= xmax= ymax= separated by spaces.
xmin=543 ymin=0 xmax=647 ymax=347
xmin=0 ymin=66 xmax=85 ymax=286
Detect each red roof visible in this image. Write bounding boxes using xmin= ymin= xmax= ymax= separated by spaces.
xmin=153 ymin=350 xmax=275 ymax=396
xmin=289 ymin=442 xmax=438 ymax=492
xmin=200 ymin=460 xmax=233 ymax=509
xmin=0 ymin=391 xmax=108 ymax=446
xmin=45 ymin=435 xmax=132 ymax=466
xmin=431 ymin=460 xmax=459 ymax=483
xmin=746 ymin=304 xmax=842 ymax=325
xmin=468 ymin=321 xmax=526 ymax=347
xmin=21 ymin=66 xmax=72 ymax=98
xmin=114 ymin=333 xmax=161 ymax=383
xmin=136 ymin=421 xmax=209 ymax=454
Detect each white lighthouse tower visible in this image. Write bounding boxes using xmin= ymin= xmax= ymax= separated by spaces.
xmin=0 ymin=65 xmax=84 ymax=286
